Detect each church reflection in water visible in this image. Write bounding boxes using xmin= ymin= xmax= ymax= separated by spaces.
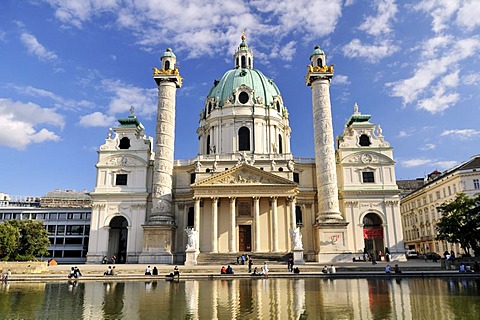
xmin=1 ymin=278 xmax=480 ymax=319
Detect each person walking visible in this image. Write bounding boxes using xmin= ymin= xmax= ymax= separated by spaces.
xmin=248 ymin=258 xmax=253 ymax=273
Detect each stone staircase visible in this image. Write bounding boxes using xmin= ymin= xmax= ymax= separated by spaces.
xmin=197 ymin=252 xmax=289 ymax=265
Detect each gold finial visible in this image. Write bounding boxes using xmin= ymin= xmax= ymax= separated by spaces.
xmin=241 ymin=29 xmax=246 ymax=41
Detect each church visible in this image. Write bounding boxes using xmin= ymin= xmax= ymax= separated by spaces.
xmin=86 ymin=34 xmax=405 ymax=264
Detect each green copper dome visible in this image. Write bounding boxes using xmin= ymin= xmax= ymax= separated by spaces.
xmin=161 ymin=48 xmax=176 ymax=58
xmin=206 ymin=68 xmax=281 ymax=107
xmin=309 ymin=45 xmax=324 ymax=59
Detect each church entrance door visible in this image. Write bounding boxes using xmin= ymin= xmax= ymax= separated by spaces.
xmin=363 ymin=213 xmax=384 ymax=261
xmin=108 ymin=216 xmax=128 ymax=264
xmin=239 ymin=225 xmax=252 ymax=252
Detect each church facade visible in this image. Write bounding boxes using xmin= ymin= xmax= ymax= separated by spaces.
xmin=87 ymin=35 xmax=405 ymax=264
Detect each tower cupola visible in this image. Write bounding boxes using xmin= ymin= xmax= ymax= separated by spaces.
xmin=161 ymin=48 xmax=176 ymax=71
xmin=310 ymin=45 xmax=326 ymax=68
xmin=234 ymin=31 xmax=254 ymax=69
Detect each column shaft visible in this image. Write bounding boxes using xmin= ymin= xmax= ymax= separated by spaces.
xmin=229 ymin=197 xmax=236 ymax=253
xmin=271 ymin=197 xmax=278 ymax=252
xmin=194 ymin=198 xmax=201 ymax=252
xmin=254 ymin=197 xmax=260 ymax=252
xmin=211 ymin=197 xmax=218 ymax=253
xmin=311 ymin=79 xmax=342 ymax=221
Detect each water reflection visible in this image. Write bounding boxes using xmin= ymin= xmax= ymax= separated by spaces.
xmin=1 ymin=278 xmax=480 ymax=319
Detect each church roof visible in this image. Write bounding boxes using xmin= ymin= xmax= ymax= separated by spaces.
xmin=206 ymin=68 xmax=281 ymax=107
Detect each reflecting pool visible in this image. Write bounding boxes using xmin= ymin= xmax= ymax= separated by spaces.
xmin=1 ymin=278 xmax=480 ymax=319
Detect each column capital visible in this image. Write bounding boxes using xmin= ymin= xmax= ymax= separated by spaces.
xmin=229 ymin=196 xmax=236 ymax=203
xmin=211 ymin=197 xmax=219 ymax=203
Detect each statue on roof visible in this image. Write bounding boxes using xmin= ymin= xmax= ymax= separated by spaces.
xmin=130 ymin=106 xmax=135 ymax=117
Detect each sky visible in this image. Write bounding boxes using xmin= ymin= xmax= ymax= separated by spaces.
xmin=1 ymin=0 xmax=479 ymax=197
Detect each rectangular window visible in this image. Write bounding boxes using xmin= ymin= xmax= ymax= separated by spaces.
xmin=56 ymin=225 xmax=65 ymax=235
xmin=84 ymin=225 xmax=90 ymax=236
xmin=47 ymin=225 xmax=56 ymax=234
xmin=293 ymin=172 xmax=300 ymax=183
xmin=85 ymin=213 xmax=91 ymax=220
xmin=63 ymin=250 xmax=82 ymax=258
xmin=474 ymin=179 xmax=480 ymax=190
xmin=187 ymin=207 xmax=194 ymax=228
xmin=362 ymin=172 xmax=375 ymax=183
xmin=66 ymin=225 xmax=84 ymax=235
xmin=58 ymin=213 xmax=66 ymax=220
xmin=436 ymin=191 xmax=441 ymax=199
xmin=4 ymin=213 xmax=11 ymax=220
xmin=49 ymin=213 xmax=57 ymax=220
xmin=55 ymin=238 xmax=64 ymax=245
xmin=429 ymin=194 xmax=433 ymax=202
xmin=67 ymin=213 xmax=74 ymax=219
xmin=448 ymin=186 xmax=451 ymax=195
xmin=64 ymin=237 xmax=83 ymax=245
xmin=115 ymin=174 xmax=128 ymax=186
xmin=190 ymin=173 xmax=196 ymax=184
xmin=295 ymin=206 xmax=303 ymax=226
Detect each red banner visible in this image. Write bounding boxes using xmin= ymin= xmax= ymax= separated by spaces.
xmin=363 ymin=227 xmax=383 ymax=239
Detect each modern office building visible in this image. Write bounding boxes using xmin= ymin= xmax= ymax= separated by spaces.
xmin=0 ymin=190 xmax=92 ymax=264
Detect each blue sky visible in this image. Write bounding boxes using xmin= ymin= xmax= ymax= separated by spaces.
xmin=1 ymin=0 xmax=479 ymax=197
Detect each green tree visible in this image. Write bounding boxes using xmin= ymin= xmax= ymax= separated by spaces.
xmin=1 ymin=220 xmax=50 ymax=260
xmin=0 ymin=223 xmax=20 ymax=260
xmin=436 ymin=193 xmax=480 ymax=256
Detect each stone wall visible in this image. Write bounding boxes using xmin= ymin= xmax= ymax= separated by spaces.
xmin=1 ymin=261 xmax=48 ymax=274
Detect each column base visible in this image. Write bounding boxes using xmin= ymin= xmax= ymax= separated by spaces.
xmin=139 ymin=225 xmax=176 ymax=264
xmin=292 ymin=249 xmax=305 ymax=265
xmin=315 ymin=220 xmax=350 ymax=263
xmin=185 ymin=249 xmax=198 ymax=266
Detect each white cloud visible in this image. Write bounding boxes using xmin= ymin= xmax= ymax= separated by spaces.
xmin=0 ymin=99 xmax=64 ymax=149
xmin=20 ymin=32 xmax=58 ymax=62
xmin=433 ymin=160 xmax=458 ymax=169
xmin=342 ymin=39 xmax=399 ymax=63
xmin=101 ymin=79 xmax=157 ymax=117
xmin=440 ymin=129 xmax=480 ymax=140
xmin=413 ymin=0 xmax=460 ymax=33
xmin=7 ymin=84 xmax=94 ymax=111
xmin=333 ymin=75 xmax=350 ymax=85
xmin=43 ymin=0 xmax=343 ymax=61
xmin=457 ymin=0 xmax=480 ymax=30
xmin=401 ymin=158 xmax=431 ymax=168
xmin=358 ymin=0 xmax=398 ymax=36
xmin=79 ymin=112 xmax=116 ymax=127
xmin=398 ymin=130 xmax=412 ymax=138
xmin=463 ymin=73 xmax=480 ymax=85
xmin=419 ymin=143 xmax=436 ymax=151
xmin=0 ymin=29 xmax=5 ymax=42
xmin=386 ymin=37 xmax=480 ymax=113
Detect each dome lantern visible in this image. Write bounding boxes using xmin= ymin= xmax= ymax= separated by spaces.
xmin=234 ymin=30 xmax=254 ymax=69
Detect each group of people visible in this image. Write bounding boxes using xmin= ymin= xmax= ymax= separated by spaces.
xmin=144 ymin=265 xmax=159 ymax=276
xmin=220 ymin=265 xmax=235 ymax=274
xmin=102 ymin=255 xmax=117 ymax=264
xmin=1 ymin=269 xmax=12 ymax=281
xmin=385 ymin=264 xmax=402 ymax=274
xmin=322 ymin=265 xmax=336 ymax=274
xmin=68 ymin=266 xmax=82 ymax=279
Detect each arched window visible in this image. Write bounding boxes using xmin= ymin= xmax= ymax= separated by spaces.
xmin=278 ymin=135 xmax=283 ymax=154
xmin=206 ymin=135 xmax=211 ymax=155
xmin=248 ymin=57 xmax=251 ymax=68
xmin=359 ymin=134 xmax=371 ymax=146
xmin=241 ymin=56 xmax=246 ymax=68
xmin=165 ymin=60 xmax=170 ymax=70
xmin=316 ymin=58 xmax=322 ymax=67
xmin=295 ymin=206 xmax=303 ymax=226
xmin=119 ymin=137 xmax=130 ymax=149
xmin=276 ymin=101 xmax=281 ymax=112
xmin=208 ymin=102 xmax=212 ymax=114
xmin=237 ymin=57 xmax=240 ymax=68
xmin=238 ymin=127 xmax=250 ymax=151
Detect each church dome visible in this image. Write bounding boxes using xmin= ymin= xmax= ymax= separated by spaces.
xmin=206 ymin=68 xmax=281 ymax=107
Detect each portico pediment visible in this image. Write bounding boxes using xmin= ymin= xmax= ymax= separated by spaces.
xmin=192 ymin=163 xmax=297 ymax=188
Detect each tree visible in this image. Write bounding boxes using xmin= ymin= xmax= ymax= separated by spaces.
xmin=436 ymin=193 xmax=480 ymax=256
xmin=0 ymin=220 xmax=50 ymax=261
xmin=0 ymin=223 xmax=20 ymax=260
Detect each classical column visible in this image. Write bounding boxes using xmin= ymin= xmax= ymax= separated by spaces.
xmin=140 ymin=48 xmax=182 ymax=263
xmin=229 ymin=197 xmax=236 ymax=253
xmin=211 ymin=197 xmax=218 ymax=253
xmin=253 ymin=196 xmax=260 ymax=252
xmin=306 ymin=47 xmax=343 ymax=221
xmin=271 ymin=197 xmax=278 ymax=252
xmin=194 ymin=197 xmax=201 ymax=252
xmin=289 ymin=196 xmax=296 ymax=229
